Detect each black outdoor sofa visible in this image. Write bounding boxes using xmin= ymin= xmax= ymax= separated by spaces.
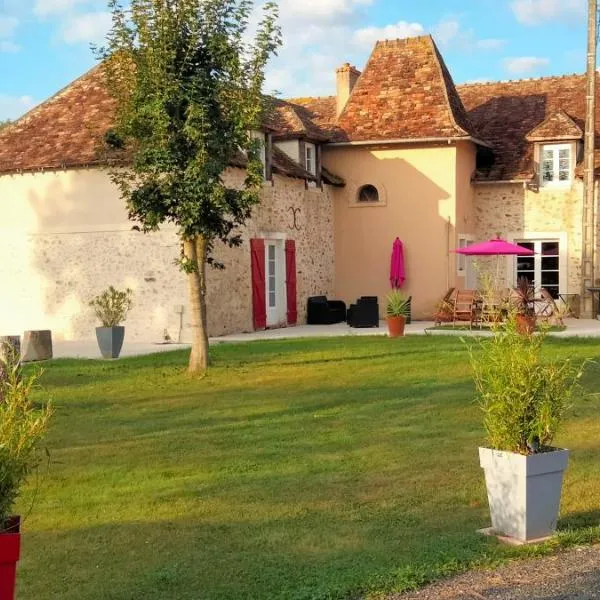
xmin=347 ymin=296 xmax=379 ymax=328
xmin=307 ymin=296 xmax=347 ymax=325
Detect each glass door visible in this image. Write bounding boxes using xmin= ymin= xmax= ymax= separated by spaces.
xmin=265 ymin=242 xmax=278 ymax=327
xmin=515 ymin=240 xmax=560 ymax=299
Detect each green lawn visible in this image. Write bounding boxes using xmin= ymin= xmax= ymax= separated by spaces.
xmin=16 ymin=336 xmax=600 ymax=600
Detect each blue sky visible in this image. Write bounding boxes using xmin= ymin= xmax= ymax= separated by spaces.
xmin=0 ymin=0 xmax=590 ymax=120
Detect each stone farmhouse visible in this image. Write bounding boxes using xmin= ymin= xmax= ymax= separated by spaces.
xmin=0 ymin=35 xmax=597 ymax=341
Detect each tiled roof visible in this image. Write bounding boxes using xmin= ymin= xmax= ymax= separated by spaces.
xmin=525 ymin=109 xmax=583 ymax=141
xmin=271 ymin=99 xmax=330 ymax=141
xmin=0 ymin=65 xmax=116 ymax=174
xmin=457 ymin=75 xmax=594 ymax=181
xmin=0 ymin=66 xmax=331 ymax=182
xmin=333 ymin=36 xmax=477 ymax=143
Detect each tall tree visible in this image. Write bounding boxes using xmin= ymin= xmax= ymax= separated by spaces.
xmin=100 ymin=0 xmax=280 ymax=374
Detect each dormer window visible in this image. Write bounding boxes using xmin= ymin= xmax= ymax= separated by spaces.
xmin=540 ymin=143 xmax=572 ymax=187
xmin=304 ymin=143 xmax=316 ymax=176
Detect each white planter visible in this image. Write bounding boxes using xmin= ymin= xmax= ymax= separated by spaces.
xmin=479 ymin=447 xmax=569 ymax=543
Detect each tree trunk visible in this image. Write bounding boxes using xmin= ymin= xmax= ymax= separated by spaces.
xmin=184 ymin=235 xmax=209 ymax=375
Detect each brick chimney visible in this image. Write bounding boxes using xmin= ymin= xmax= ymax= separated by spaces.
xmin=336 ymin=63 xmax=361 ymax=116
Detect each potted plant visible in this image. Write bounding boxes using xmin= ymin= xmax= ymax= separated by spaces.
xmin=0 ymin=343 xmax=52 ymax=600
xmin=89 ymin=286 xmax=133 ymax=359
xmin=386 ymin=290 xmax=410 ymax=338
xmin=512 ymin=276 xmax=536 ymax=335
xmin=469 ymin=319 xmax=585 ymax=543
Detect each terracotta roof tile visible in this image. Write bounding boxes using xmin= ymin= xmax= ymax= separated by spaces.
xmin=333 ymin=36 xmax=477 ymax=142
xmin=525 ymin=109 xmax=583 ymax=141
xmin=271 ymin=99 xmax=330 ymax=141
xmin=0 ymin=66 xmax=334 ymax=183
xmin=0 ymin=65 xmax=116 ymax=174
xmin=457 ymin=75 xmax=595 ymax=181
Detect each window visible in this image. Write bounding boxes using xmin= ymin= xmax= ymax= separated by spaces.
xmin=357 ymin=184 xmax=379 ymax=203
xmin=540 ymin=144 xmax=571 ymax=186
xmin=305 ymin=143 xmax=316 ymax=175
xmin=516 ymin=240 xmax=560 ymax=299
xmin=456 ymin=237 xmax=472 ymax=273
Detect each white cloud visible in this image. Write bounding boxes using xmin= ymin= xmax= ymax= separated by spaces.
xmin=0 ymin=40 xmax=20 ymax=52
xmin=354 ymin=21 xmax=425 ymax=49
xmin=0 ymin=15 xmax=20 ymax=53
xmin=431 ymin=18 xmax=506 ymax=52
xmin=0 ymin=94 xmax=36 ymax=120
xmin=279 ymin=0 xmax=373 ymax=22
xmin=504 ymin=56 xmax=550 ymax=74
xmin=0 ymin=16 xmax=18 ymax=38
xmin=34 ymin=0 xmax=91 ymax=17
xmin=511 ymin=0 xmax=586 ymax=25
xmin=476 ymin=38 xmax=506 ymax=50
xmin=60 ymin=11 xmax=112 ymax=45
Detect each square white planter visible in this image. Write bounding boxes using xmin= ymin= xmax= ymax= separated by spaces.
xmin=479 ymin=447 xmax=569 ymax=543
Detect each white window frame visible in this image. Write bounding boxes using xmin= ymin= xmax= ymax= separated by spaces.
xmin=506 ymin=231 xmax=568 ymax=299
xmin=305 ymin=142 xmax=316 ymax=176
xmin=456 ymin=235 xmax=475 ymax=274
xmin=539 ymin=143 xmax=572 ymax=188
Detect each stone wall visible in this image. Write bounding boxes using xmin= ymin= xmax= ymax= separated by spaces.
xmin=0 ymin=168 xmax=334 ymax=342
xmin=473 ymin=181 xmax=584 ymax=294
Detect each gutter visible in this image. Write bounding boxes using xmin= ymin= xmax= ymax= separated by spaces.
xmin=472 ymin=179 xmax=531 ymax=186
xmin=326 ymin=135 xmax=492 ymax=149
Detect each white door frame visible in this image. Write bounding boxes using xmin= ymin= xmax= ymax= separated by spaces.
xmin=264 ymin=239 xmax=287 ymax=327
xmin=506 ymin=231 xmax=568 ymax=296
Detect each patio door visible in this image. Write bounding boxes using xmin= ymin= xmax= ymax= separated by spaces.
xmin=265 ymin=241 xmax=287 ymax=327
xmin=515 ymin=239 xmax=561 ymax=299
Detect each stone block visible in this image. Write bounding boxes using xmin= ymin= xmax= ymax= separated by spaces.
xmin=22 ymin=330 xmax=53 ymax=362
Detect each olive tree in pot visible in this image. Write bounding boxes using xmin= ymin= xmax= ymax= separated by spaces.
xmin=386 ymin=291 xmax=410 ymax=338
xmin=0 ymin=344 xmax=52 ymax=599
xmin=89 ymin=287 xmax=133 ymax=359
xmin=469 ymin=318 xmax=585 ymax=543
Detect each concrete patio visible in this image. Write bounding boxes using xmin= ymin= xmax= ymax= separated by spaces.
xmin=43 ymin=318 xmax=600 ymax=359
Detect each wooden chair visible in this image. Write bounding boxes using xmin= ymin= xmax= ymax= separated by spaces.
xmin=536 ymin=288 xmax=564 ymax=326
xmin=453 ymin=290 xmax=479 ymax=328
xmin=480 ymin=289 xmax=507 ymax=325
xmin=433 ymin=288 xmax=457 ymax=325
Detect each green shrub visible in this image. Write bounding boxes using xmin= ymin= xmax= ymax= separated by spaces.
xmin=386 ymin=290 xmax=410 ymax=317
xmin=468 ymin=318 xmax=585 ymax=455
xmin=0 ymin=344 xmax=52 ymax=529
xmin=89 ymin=286 xmax=133 ymax=327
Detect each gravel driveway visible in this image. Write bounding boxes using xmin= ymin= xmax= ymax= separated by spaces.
xmin=392 ymin=545 xmax=600 ymax=599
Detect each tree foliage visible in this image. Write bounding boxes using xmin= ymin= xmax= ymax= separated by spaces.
xmin=99 ymin=0 xmax=281 ymax=373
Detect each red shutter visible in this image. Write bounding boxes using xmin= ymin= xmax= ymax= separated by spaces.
xmin=285 ymin=239 xmax=298 ymax=325
xmin=251 ymin=239 xmax=266 ymax=330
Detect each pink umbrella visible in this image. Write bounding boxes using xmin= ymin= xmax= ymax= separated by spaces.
xmin=390 ymin=237 xmax=406 ymax=288
xmin=453 ymin=237 xmax=534 ymax=286
xmin=454 ymin=237 xmax=534 ymax=256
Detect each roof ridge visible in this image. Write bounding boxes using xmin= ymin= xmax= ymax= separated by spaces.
xmin=457 ymin=72 xmax=584 ymax=88
xmin=428 ymin=37 xmax=470 ymax=137
xmin=375 ymin=34 xmax=433 ymax=48
xmin=286 ymin=95 xmax=335 ymax=103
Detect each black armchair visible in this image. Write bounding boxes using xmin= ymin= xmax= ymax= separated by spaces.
xmin=347 ymin=296 xmax=379 ymax=328
xmin=307 ymin=296 xmax=347 ymax=325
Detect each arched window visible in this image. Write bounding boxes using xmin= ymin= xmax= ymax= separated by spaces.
xmin=357 ymin=184 xmax=379 ymax=203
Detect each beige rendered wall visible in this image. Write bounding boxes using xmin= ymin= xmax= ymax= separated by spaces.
xmin=274 ymin=140 xmax=301 ymax=163
xmin=0 ymin=168 xmax=334 ymax=342
xmin=324 ymin=143 xmax=461 ymax=319
xmin=473 ymin=181 xmax=584 ymax=295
